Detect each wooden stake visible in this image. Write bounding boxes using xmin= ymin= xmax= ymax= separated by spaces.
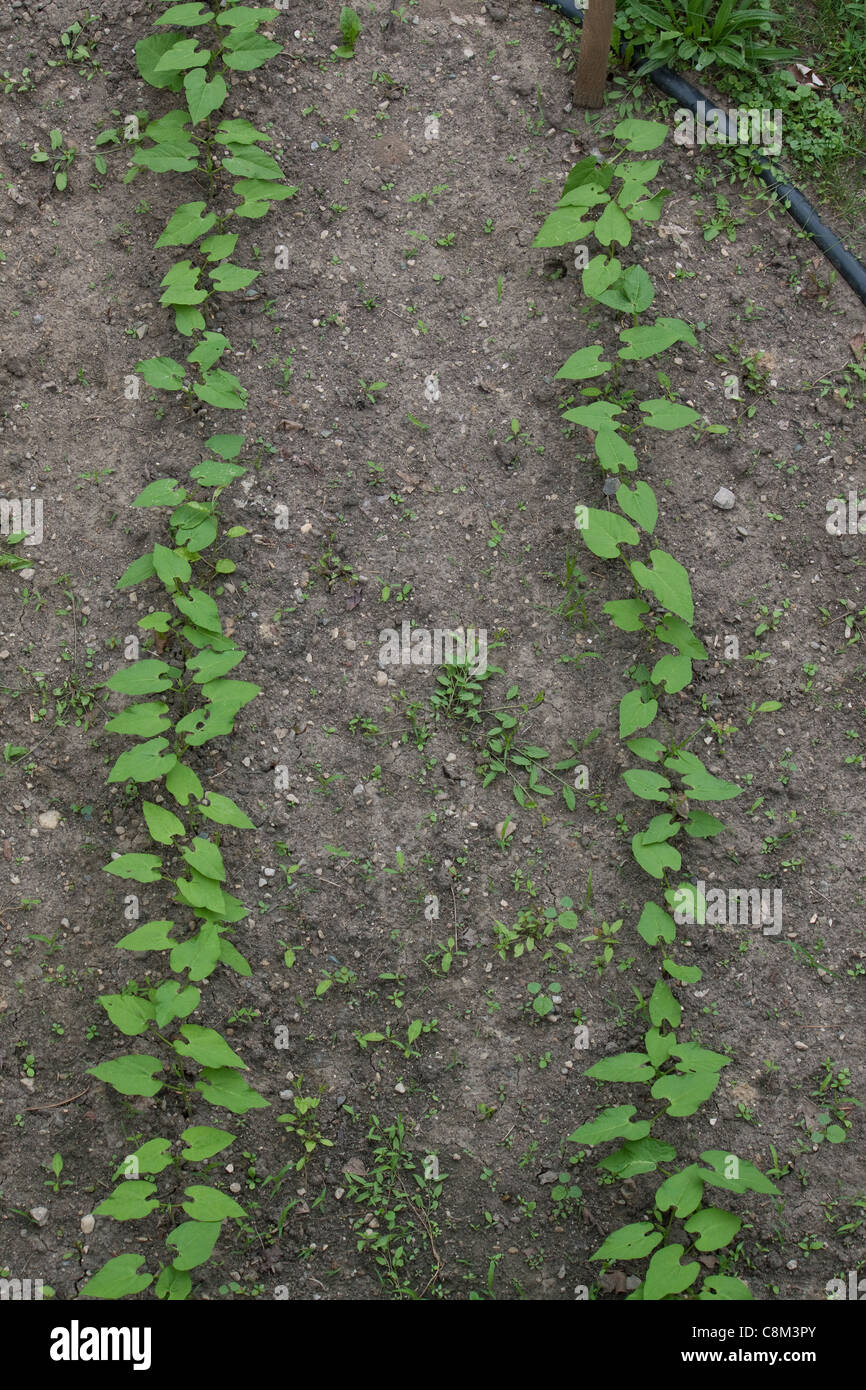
xmin=573 ymin=0 xmax=616 ymax=109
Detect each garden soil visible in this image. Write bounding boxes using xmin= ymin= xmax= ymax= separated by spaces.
xmin=1 ymin=0 xmax=865 ymax=1301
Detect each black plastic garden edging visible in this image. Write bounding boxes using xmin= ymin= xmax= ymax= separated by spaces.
xmin=538 ymin=0 xmax=866 ymax=308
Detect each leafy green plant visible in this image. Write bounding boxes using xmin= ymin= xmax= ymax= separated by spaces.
xmin=550 ymin=1169 xmax=583 ymax=1213
xmin=424 ymin=936 xmax=465 ymax=975
xmin=43 ymin=1152 xmax=73 ymax=1193
xmin=82 ymin=1127 xmax=248 ymax=1299
xmin=31 ymin=129 xmax=76 ymax=191
xmin=48 ymin=16 xmax=101 ymax=75
xmin=344 ymin=1115 xmax=446 ymax=1297
xmin=0 ymin=532 xmax=31 ymax=571
xmin=335 ymin=6 xmax=361 ymax=59
xmin=354 ymin=1018 xmax=438 ymax=1060
xmin=613 ymin=0 xmax=796 ymax=75
xmin=315 ymin=963 xmax=357 ymax=996
xmin=480 ymin=686 xmax=590 ymax=811
xmin=534 ymin=116 xmax=778 ymax=1300
xmin=430 ymin=660 xmax=495 ymax=724
xmin=2 ymin=67 xmax=33 ymax=95
xmin=806 ymin=1111 xmax=849 ymax=1146
xmin=526 ymin=980 xmax=561 ymax=1019
xmin=494 ymin=898 xmax=579 ymax=960
xmin=72 ymin=0 xmax=295 ymax=1303
xmin=691 ymin=6 xmax=865 ymax=249
xmin=581 ymin=918 xmax=624 ymax=973
xmin=276 ymin=1084 xmax=335 ymax=1169
xmin=695 ymin=191 xmax=745 ymax=243
xmin=359 ymin=377 xmax=386 ymax=405
xmin=407 ymin=184 xmax=450 ymax=206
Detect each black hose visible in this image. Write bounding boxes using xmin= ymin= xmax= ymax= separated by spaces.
xmin=538 ymin=0 xmax=866 ymax=308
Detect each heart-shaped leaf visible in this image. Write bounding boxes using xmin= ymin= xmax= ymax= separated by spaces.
xmin=99 ymin=992 xmax=156 ymax=1036
xmin=193 ymin=1067 xmax=270 ymax=1114
xmin=654 ymin=1164 xmax=706 ymax=1218
xmin=622 ymin=770 xmax=671 ymax=802
xmin=568 ymin=1105 xmax=652 ymax=1146
xmin=81 ymin=1254 xmax=153 ymax=1299
xmin=585 ymin=1052 xmax=656 ymax=1083
xmin=580 ymin=509 xmax=640 ymax=559
xmin=582 ymin=253 xmax=622 ymax=298
xmin=643 ymin=1244 xmax=699 ymax=1300
xmin=698 ymin=1275 xmax=754 ymax=1300
xmin=604 ymin=598 xmax=651 ymax=632
xmin=590 ymin=1222 xmax=663 ymax=1262
xmin=87 ymin=1054 xmax=165 ymax=1097
xmin=684 ymin=1207 xmax=742 ymax=1252
xmin=599 ymin=1136 xmax=676 ymax=1178
xmin=112 ymin=1138 xmax=173 ymax=1180
xmin=639 ymin=398 xmax=701 ymax=431
xmin=613 ymin=117 xmax=668 ymax=151
xmin=181 ymin=1185 xmax=247 ymax=1222
xmin=630 ymin=549 xmax=694 ymax=624
xmin=594 ymin=198 xmax=632 ymax=248
xmin=652 ymin=1069 xmax=722 ymax=1116
xmin=636 ymin=901 xmax=677 ymax=945
xmin=532 ymin=206 xmax=594 ymax=248
xmin=142 ymin=801 xmax=186 ymax=845
xmin=166 ymin=1219 xmax=222 ymax=1270
xmin=184 ymin=68 xmax=227 ymax=124
xmin=103 ymin=853 xmax=163 ymax=884
xmin=631 ymin=831 xmax=681 ymax=879
xmin=649 ymin=978 xmax=681 ymax=1028
xmin=554 ymin=345 xmax=612 ymax=381
xmin=94 ymin=1182 xmax=160 ymax=1221
xmin=619 ymin=689 xmax=658 ymax=739
xmin=180 ymin=1126 xmax=237 ymax=1162
xmin=174 ymin=1024 xmax=245 ymax=1070
xmin=616 ymin=480 xmax=657 ymax=533
xmin=618 ymin=317 xmax=697 ymax=361
xmin=153 ymin=980 xmax=200 ymax=1028
xmin=594 ymin=427 xmax=638 ymax=473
